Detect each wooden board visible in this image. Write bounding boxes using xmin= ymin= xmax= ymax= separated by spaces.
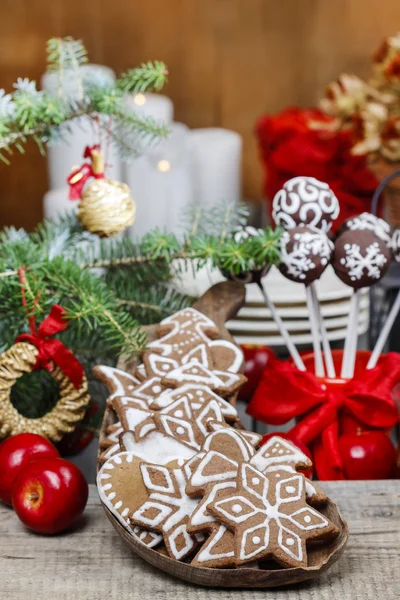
xmin=2 ymin=0 xmax=400 ymax=228
xmin=1 ymin=481 xmax=400 ymax=598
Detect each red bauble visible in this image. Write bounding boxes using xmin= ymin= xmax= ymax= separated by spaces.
xmin=261 ymin=432 xmax=313 ymax=479
xmin=338 ymin=431 xmax=397 ymax=480
xmin=12 ymin=457 xmax=88 ymax=534
xmin=240 ymin=345 xmax=275 ymax=402
xmin=0 ymin=433 xmax=59 ymax=506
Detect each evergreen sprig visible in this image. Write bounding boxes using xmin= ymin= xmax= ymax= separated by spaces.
xmin=0 ymin=37 xmax=169 ymax=163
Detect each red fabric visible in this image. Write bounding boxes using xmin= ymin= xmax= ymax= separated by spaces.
xmin=16 ymin=305 xmax=84 ymax=389
xmin=67 ymin=145 xmax=104 ymax=200
xmin=247 ymin=355 xmax=400 ymax=479
xmin=255 ymin=107 xmax=379 ymax=232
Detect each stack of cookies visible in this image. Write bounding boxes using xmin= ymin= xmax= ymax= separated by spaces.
xmin=96 ymin=307 xmax=339 ymax=570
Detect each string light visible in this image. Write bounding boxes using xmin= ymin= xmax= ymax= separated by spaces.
xmin=157 ymin=159 xmax=171 ymax=173
xmin=134 ymin=93 xmax=146 ymax=106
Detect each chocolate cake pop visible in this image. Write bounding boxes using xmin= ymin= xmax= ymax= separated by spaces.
xmin=221 ymin=227 xmax=270 ymax=284
xmin=279 ymin=226 xmax=334 ymax=285
xmin=333 ymin=229 xmax=391 ymax=289
xmin=337 ymin=212 xmax=391 ymax=246
xmin=391 ymin=228 xmax=400 ymax=262
xmin=272 ymin=177 xmax=340 ymax=232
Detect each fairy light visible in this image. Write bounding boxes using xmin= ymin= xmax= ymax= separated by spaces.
xmin=134 ymin=93 xmax=146 ymax=106
xmin=157 ymin=159 xmax=171 ymax=173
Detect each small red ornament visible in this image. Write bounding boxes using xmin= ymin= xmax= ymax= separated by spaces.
xmin=240 ymin=345 xmax=275 ymax=402
xmin=338 ymin=431 xmax=397 ymax=480
xmin=261 ymin=432 xmax=313 ymax=480
xmin=12 ymin=457 xmax=88 ymax=534
xmin=0 ymin=433 xmax=59 ymax=506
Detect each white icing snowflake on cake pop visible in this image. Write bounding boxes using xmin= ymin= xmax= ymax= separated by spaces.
xmin=272 ymin=177 xmax=340 ymax=232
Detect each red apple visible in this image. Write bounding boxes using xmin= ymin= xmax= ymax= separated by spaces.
xmin=0 ymin=433 xmax=59 ymax=506
xmin=12 ymin=457 xmax=88 ymax=534
xmin=261 ymin=431 xmax=313 ymax=479
xmin=338 ymin=431 xmax=397 ymax=480
xmin=240 ymin=345 xmax=275 ymax=402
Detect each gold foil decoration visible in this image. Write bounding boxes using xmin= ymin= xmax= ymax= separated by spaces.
xmin=78 ymin=178 xmax=136 ymax=238
xmin=0 ymin=342 xmax=90 ymax=442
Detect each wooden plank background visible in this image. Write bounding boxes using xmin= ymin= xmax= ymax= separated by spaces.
xmin=1 ymin=0 xmax=400 ymax=229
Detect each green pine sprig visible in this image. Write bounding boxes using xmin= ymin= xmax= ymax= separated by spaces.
xmin=0 ymin=37 xmax=169 ymax=163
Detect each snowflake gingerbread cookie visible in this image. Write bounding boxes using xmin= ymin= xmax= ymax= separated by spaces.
xmin=208 ymin=463 xmax=338 ymax=567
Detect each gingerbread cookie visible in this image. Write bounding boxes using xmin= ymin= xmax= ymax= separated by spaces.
xmin=149 ymin=384 xmax=238 ymax=422
xmin=150 ymin=308 xmax=221 ymax=357
xmin=93 ymin=365 xmax=141 ymax=404
xmin=131 ymin=460 xmax=202 ymax=560
xmin=208 ymin=463 xmax=338 ymax=567
xmin=118 ymin=430 xmax=197 ymax=465
xmin=188 ymin=480 xmax=237 ymax=568
xmin=161 ymin=360 xmax=246 ymax=397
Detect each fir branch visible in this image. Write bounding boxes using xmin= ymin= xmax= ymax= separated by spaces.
xmin=0 ymin=37 xmax=168 ymax=162
xmin=117 ymin=61 xmax=168 ymax=94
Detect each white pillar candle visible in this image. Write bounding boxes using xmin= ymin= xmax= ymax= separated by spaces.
xmin=189 ymin=128 xmax=242 ymax=207
xmin=126 ymin=123 xmax=194 ymax=239
xmin=124 ymin=93 xmax=173 ymax=125
xmin=43 ymin=188 xmax=77 ymax=221
xmin=41 ymin=65 xmax=122 ymax=189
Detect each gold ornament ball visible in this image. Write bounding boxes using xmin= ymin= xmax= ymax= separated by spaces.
xmin=78 ymin=178 xmax=136 ymax=237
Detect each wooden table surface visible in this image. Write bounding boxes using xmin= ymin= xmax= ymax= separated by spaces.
xmin=1 ymin=481 xmax=399 ymax=600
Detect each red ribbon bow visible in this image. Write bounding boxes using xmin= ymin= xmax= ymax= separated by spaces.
xmin=16 ymin=304 xmax=84 ymax=389
xmin=247 ymin=356 xmax=400 ymax=479
xmin=67 ymin=144 xmax=104 ymax=200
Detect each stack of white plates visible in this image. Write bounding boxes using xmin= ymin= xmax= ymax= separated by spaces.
xmin=173 ymin=262 xmax=369 ymax=348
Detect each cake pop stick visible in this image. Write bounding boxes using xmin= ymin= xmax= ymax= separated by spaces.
xmin=367 ymin=227 xmax=400 ymax=369
xmin=311 ymin=283 xmax=336 ymax=378
xmin=255 ymin=280 xmax=306 ymax=371
xmin=221 ymin=227 xmax=306 ymax=371
xmin=273 ymin=176 xmax=340 ymax=377
xmin=279 ymin=226 xmax=334 ymax=377
xmin=333 ymin=226 xmax=391 ymax=378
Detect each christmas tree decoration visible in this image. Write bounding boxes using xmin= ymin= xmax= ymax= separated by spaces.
xmin=68 ymin=146 xmax=136 ymax=237
xmin=0 ymin=336 xmax=89 ymax=442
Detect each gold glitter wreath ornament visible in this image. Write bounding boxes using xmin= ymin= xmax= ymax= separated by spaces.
xmin=0 ymin=305 xmax=90 ymax=442
xmin=68 ymin=145 xmax=136 ymax=238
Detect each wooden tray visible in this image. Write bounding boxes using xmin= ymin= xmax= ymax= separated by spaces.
xmin=97 ymin=281 xmax=349 ymax=588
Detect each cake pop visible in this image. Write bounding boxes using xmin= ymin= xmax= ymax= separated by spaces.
xmin=272 ymin=176 xmax=340 ymax=232
xmin=333 ymin=228 xmax=391 ymax=378
xmin=391 ymin=227 xmax=400 ymax=261
xmin=279 ymin=226 xmax=334 ymax=377
xmin=332 ymin=229 xmax=391 ymax=289
xmin=368 ymin=227 xmax=400 ymax=369
xmin=279 ymin=226 xmax=334 ymax=284
xmin=336 ymin=212 xmax=391 ymax=247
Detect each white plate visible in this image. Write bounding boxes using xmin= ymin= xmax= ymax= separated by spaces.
xmin=226 ymin=312 xmax=369 ymax=333
xmin=172 ymin=262 xmax=360 ymax=304
xmin=245 ymin=266 xmax=363 ymax=304
xmin=230 ymin=318 xmax=369 ymax=346
xmin=238 ymin=295 xmax=369 ymax=319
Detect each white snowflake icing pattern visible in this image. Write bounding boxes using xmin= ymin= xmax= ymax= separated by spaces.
xmin=340 ymin=242 xmax=388 ymax=281
xmin=280 ymin=230 xmax=333 ymax=281
xmin=209 ymin=464 xmax=333 ymax=565
xmin=131 ymin=462 xmax=200 ymax=560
